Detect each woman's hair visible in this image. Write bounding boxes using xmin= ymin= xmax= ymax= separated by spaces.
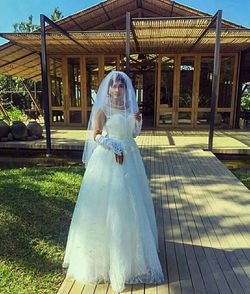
xmin=107 ymin=73 xmax=127 ymax=92
xmin=107 ymin=72 xmax=129 ymax=108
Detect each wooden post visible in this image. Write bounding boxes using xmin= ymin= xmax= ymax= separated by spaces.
xmin=235 ymin=50 xmax=247 ymax=128
xmin=40 ymin=14 xmax=51 ymax=156
xmin=126 ymin=12 xmax=131 ymax=75
xmin=208 ymin=10 xmax=222 ymax=151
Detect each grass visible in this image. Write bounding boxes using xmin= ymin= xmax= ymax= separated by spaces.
xmin=0 ymin=165 xmax=84 ymax=294
xmin=232 ymin=169 xmax=250 ymax=190
xmin=0 ymin=162 xmax=249 ymax=294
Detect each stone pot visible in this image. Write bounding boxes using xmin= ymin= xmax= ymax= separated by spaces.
xmin=0 ymin=119 xmax=10 ymax=138
xmin=27 ymin=121 xmax=43 ymax=138
xmin=11 ymin=121 xmax=28 ymax=140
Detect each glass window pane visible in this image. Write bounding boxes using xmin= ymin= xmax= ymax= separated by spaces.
xmin=197 ymin=112 xmax=209 ymax=125
xmin=159 ymin=112 xmax=172 ymax=125
xmin=86 ymin=57 xmax=99 ymax=107
xmin=160 ymin=56 xmax=174 ymax=107
xmin=50 ymin=58 xmax=63 ymax=107
xmin=199 ymin=57 xmax=214 ymax=108
xmin=68 ymin=58 xmax=81 ymax=107
xmin=216 ymin=112 xmax=230 ymax=128
xmin=52 ymin=110 xmax=64 ymax=122
xmin=178 ymin=112 xmax=191 ymax=125
xmin=218 ymin=56 xmax=235 ymax=108
xmin=69 ymin=111 xmax=82 ymax=123
xmin=179 ymin=57 xmax=194 ymax=108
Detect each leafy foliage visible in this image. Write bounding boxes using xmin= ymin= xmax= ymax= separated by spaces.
xmin=13 ymin=7 xmax=63 ymax=32
xmin=0 ymin=7 xmax=63 ymax=117
xmin=241 ymin=84 xmax=250 ymax=111
xmin=13 ymin=15 xmax=39 ymax=33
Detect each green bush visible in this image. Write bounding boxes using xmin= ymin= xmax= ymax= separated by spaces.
xmin=241 ymin=95 xmax=250 ymax=111
xmin=0 ymin=106 xmax=26 ymax=123
xmin=241 ymin=85 xmax=250 ymax=111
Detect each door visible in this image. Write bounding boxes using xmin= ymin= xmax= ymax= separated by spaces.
xmin=176 ymin=56 xmax=196 ymax=127
xmin=129 ymin=54 xmax=157 ymax=128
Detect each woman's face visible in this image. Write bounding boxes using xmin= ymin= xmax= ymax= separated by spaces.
xmin=109 ymin=80 xmax=125 ymax=100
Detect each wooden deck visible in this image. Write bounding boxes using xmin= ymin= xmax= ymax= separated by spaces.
xmin=1 ymin=128 xmax=250 ymax=154
xmin=57 ymin=144 xmax=250 ymax=294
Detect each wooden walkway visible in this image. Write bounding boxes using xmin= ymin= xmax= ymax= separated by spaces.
xmin=1 ymin=128 xmax=250 ymax=154
xmin=57 ymin=145 xmax=250 ymax=294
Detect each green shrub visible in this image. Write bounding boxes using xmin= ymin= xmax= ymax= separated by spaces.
xmin=0 ymin=106 xmax=26 ymax=123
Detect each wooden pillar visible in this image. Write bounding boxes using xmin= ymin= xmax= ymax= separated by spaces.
xmin=40 ymin=14 xmax=51 ymax=155
xmin=235 ymin=51 xmax=247 ymax=128
xmin=208 ymin=10 xmax=222 ymax=151
xmin=126 ymin=12 xmax=131 ymax=75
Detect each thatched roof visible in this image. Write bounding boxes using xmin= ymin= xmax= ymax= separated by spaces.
xmin=0 ymin=0 xmax=249 ymax=80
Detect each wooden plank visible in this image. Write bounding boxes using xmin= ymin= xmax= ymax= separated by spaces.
xmin=81 ymin=283 xmax=96 ymax=294
xmin=174 ymin=148 xmax=225 ymax=294
xmin=180 ymin=148 xmax=250 ymax=293
xmin=94 ymin=283 xmax=109 ymax=294
xmin=148 ymin=146 xmax=169 ymax=294
xmin=180 ymin=148 xmax=245 ymax=294
xmin=192 ymin=149 xmax=250 ymax=290
xmin=156 ymin=150 xmax=171 ymax=294
xmin=69 ymin=281 xmax=85 ymax=294
xmin=131 ymin=284 xmax=144 ymax=293
xmin=164 ymin=147 xmax=206 ymax=294
xmin=57 ymin=277 xmax=75 ymax=294
xmin=160 ymin=147 xmax=187 ymax=293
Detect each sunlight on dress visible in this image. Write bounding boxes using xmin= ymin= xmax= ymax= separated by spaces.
xmin=62 ymin=113 xmax=165 ymax=292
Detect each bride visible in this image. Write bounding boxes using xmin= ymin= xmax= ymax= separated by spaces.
xmin=62 ymin=70 xmax=164 ymax=292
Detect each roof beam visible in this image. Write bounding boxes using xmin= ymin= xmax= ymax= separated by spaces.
xmin=130 ymin=19 xmax=140 ymax=52
xmin=101 ymin=3 xmax=117 ymax=29
xmin=136 ymin=0 xmax=143 ymax=8
xmin=89 ymin=8 xmax=142 ymax=30
xmin=137 ymin=7 xmax=165 ymax=17
xmin=69 ymin=16 xmax=85 ymax=31
xmin=170 ymin=1 xmax=175 ymax=16
xmin=0 ymin=33 xmax=40 ymax=55
xmin=0 ymin=52 xmax=35 ymax=69
xmin=0 ymin=43 xmax=14 ymax=52
xmin=26 ymin=72 xmax=41 ymax=80
xmin=42 ymin=15 xmax=90 ymax=52
xmin=190 ymin=12 xmax=218 ymax=50
xmin=133 ymin=15 xmax=212 ymax=21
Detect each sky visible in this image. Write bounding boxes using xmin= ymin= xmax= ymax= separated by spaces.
xmin=0 ymin=0 xmax=250 ymax=45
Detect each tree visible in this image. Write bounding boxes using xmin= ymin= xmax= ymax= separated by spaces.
xmin=13 ymin=15 xmax=39 ymax=33
xmin=0 ymin=7 xmax=64 ymax=118
xmin=13 ymin=7 xmax=63 ymax=32
xmin=51 ymin=7 xmax=64 ymax=21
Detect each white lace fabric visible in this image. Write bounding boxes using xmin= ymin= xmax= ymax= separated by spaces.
xmin=95 ymin=134 xmax=124 ymax=156
xmin=132 ymin=118 xmax=143 ymax=138
xmin=64 ymin=73 xmax=164 ymax=293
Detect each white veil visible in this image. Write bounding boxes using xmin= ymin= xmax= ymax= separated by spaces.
xmin=82 ymin=70 xmax=140 ymax=166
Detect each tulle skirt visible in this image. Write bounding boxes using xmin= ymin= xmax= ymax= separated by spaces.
xmin=62 ymin=137 xmax=165 ymax=292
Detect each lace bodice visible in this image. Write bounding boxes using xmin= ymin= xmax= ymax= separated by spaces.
xmin=104 ymin=113 xmax=136 ymax=140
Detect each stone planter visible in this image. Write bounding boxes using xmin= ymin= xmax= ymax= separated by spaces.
xmin=11 ymin=121 xmax=28 ymax=140
xmin=27 ymin=121 xmax=43 ymax=138
xmin=0 ymin=119 xmax=10 ymax=138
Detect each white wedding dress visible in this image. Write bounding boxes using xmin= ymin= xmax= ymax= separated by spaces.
xmin=62 ymin=113 xmax=165 ymax=292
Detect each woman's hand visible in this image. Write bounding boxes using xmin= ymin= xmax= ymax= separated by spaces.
xmin=115 ymin=153 xmax=124 ymax=165
xmin=135 ymin=111 xmax=141 ymax=122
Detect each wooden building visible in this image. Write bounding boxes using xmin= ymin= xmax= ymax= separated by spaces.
xmin=0 ymin=0 xmax=250 ymax=129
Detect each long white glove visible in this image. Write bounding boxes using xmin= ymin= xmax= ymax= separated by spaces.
xmin=95 ymin=134 xmax=124 ymax=155
xmin=132 ymin=118 xmax=143 ymax=138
